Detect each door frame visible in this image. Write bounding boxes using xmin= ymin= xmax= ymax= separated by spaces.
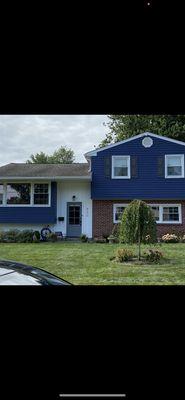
xmin=66 ymin=202 xmax=82 ymax=237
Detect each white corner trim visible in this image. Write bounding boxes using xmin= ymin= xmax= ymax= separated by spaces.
xmin=85 ymin=131 xmax=185 ymax=158
xmin=111 ymin=156 xmax=131 ymax=179
xmin=165 ymin=154 xmax=185 ymax=178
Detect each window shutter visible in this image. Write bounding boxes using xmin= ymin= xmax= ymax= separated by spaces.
xmin=104 ymin=156 xmax=111 ymax=178
xmin=157 ymin=156 xmax=164 ymax=177
xmin=131 ymin=156 xmax=138 ymax=178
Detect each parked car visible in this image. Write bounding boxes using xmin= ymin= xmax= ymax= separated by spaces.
xmin=0 ymin=260 xmax=72 ymax=285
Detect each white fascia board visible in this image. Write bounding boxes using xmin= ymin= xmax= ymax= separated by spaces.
xmin=84 ymin=131 xmax=185 ymax=158
xmin=0 ymin=175 xmax=91 ymax=181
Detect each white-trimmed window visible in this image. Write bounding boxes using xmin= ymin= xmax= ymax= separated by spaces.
xmin=112 ymin=156 xmax=130 ymax=179
xmin=149 ymin=204 xmax=182 ymax=224
xmin=33 ymin=184 xmax=49 ymax=205
xmin=113 ymin=204 xmax=128 ymax=223
xmin=113 ymin=203 xmax=182 ymax=224
xmin=0 ymin=182 xmax=51 ymax=207
xmin=165 ymin=154 xmax=184 ymax=178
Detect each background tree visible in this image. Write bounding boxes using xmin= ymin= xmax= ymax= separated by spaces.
xmin=119 ymin=200 xmax=157 ymax=260
xmin=26 ymin=146 xmax=75 ymax=164
xmin=100 ymin=115 xmax=185 ymax=147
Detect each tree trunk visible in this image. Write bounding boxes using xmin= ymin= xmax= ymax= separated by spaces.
xmin=138 ymin=224 xmax=141 ymax=260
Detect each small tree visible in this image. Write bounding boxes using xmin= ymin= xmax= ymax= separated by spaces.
xmin=119 ymin=200 xmax=157 ymax=260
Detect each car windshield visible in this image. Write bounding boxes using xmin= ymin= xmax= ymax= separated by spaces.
xmin=0 ymin=272 xmax=42 ymax=285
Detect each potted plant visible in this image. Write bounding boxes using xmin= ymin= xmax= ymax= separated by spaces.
xmin=80 ymin=234 xmax=88 ymax=242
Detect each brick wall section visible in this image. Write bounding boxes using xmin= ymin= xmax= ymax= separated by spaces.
xmin=93 ymin=200 xmax=185 ymax=238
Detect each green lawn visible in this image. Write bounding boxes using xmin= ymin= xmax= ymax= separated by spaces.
xmin=0 ymin=241 xmax=185 ymax=285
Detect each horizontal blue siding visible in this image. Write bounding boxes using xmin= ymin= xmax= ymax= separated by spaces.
xmin=91 ymin=136 xmax=185 ymax=199
xmin=0 ymin=182 xmax=57 ymax=223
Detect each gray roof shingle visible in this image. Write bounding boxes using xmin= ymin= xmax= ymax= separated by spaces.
xmin=0 ymin=163 xmax=90 ymax=178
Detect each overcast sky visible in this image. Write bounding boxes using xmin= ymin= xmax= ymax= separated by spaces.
xmin=0 ymin=115 xmax=110 ymax=165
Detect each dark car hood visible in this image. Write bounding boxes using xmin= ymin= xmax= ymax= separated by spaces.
xmin=0 ymin=260 xmax=72 ymax=286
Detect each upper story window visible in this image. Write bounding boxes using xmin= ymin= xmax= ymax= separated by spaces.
xmin=165 ymin=154 xmax=184 ymax=178
xmin=6 ymin=183 xmax=31 ymax=205
xmin=0 ymin=184 xmax=3 ymax=205
xmin=34 ymin=184 xmax=49 ymax=205
xmin=112 ymin=156 xmax=130 ymax=179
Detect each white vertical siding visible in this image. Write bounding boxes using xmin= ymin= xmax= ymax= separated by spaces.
xmin=56 ymin=181 xmax=92 ymax=238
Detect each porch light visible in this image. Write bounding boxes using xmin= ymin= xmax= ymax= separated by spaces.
xmin=72 ymin=195 xmax=76 ymax=201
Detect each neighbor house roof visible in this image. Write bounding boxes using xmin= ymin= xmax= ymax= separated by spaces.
xmin=85 ymin=132 xmax=185 ymax=158
xmin=0 ymin=163 xmax=91 ymax=180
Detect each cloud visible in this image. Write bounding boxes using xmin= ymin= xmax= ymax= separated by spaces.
xmin=0 ymin=115 xmax=109 ymax=165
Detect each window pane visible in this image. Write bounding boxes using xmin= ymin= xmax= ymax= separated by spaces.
xmin=114 ymin=167 xmax=128 ymax=176
xmin=163 ymin=207 xmax=179 ymax=221
xmin=114 ymin=157 xmax=129 ymax=177
xmin=34 ymin=184 xmax=48 ymax=193
xmin=167 ymin=156 xmax=182 ymax=176
xmin=69 ymin=206 xmax=80 ymax=225
xmin=34 ymin=194 xmax=49 ymax=205
xmin=167 ymin=166 xmax=182 ymax=176
xmin=114 ymin=158 xmax=128 ymax=167
xmin=115 ymin=206 xmax=126 ymax=221
xmin=0 ymin=184 xmax=3 ymax=205
xmin=151 ymin=206 xmax=159 ymax=221
xmin=7 ymin=184 xmax=31 ymax=204
xmin=34 ymin=184 xmax=49 ymax=205
xmin=167 ymin=156 xmax=181 ymax=166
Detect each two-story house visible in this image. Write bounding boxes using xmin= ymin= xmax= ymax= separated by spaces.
xmin=0 ymin=132 xmax=185 ymax=238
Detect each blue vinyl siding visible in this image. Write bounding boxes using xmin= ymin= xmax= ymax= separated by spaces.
xmin=0 ymin=182 xmax=57 ymax=223
xmin=91 ymin=135 xmax=185 ymax=199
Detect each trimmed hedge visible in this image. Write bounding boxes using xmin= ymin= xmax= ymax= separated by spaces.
xmin=0 ymin=229 xmax=34 ymax=243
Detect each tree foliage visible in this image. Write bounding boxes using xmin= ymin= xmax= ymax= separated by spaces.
xmin=100 ymin=115 xmax=185 ymax=147
xmin=119 ymin=200 xmax=157 ymax=260
xmin=26 ymin=146 xmax=75 ymax=164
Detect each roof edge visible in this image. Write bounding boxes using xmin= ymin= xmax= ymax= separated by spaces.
xmin=85 ymin=132 xmax=185 ymax=157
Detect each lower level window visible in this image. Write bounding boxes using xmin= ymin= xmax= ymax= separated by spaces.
xmin=163 ymin=206 xmax=180 ymax=222
xmin=113 ymin=204 xmax=128 ymax=223
xmin=113 ymin=203 xmax=182 ymax=224
xmin=151 ymin=206 xmax=160 ymax=221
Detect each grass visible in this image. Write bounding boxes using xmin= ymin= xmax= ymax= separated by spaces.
xmin=0 ymin=241 xmax=185 ymax=285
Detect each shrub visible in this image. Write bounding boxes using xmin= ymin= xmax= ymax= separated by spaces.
xmin=17 ymin=230 xmax=34 ymax=243
xmin=102 ymin=233 xmax=109 ymax=243
xmin=161 ymin=233 xmax=179 ymax=243
xmin=119 ymin=200 xmax=157 ymax=260
xmin=0 ymin=229 xmax=34 ymax=243
xmin=112 ymin=224 xmax=120 ymax=238
xmin=80 ymin=234 xmax=88 ymax=242
xmin=32 ymin=230 xmax=41 ymax=242
xmin=144 ymin=248 xmax=164 ymax=263
xmin=47 ymin=232 xmax=58 ymax=242
xmin=180 ymin=234 xmax=185 ymax=243
xmin=115 ymin=248 xmax=134 ymax=262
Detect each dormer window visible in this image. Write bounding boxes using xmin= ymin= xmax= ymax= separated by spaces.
xmin=112 ymin=156 xmax=130 ymax=179
xmin=165 ymin=154 xmax=184 ymax=178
